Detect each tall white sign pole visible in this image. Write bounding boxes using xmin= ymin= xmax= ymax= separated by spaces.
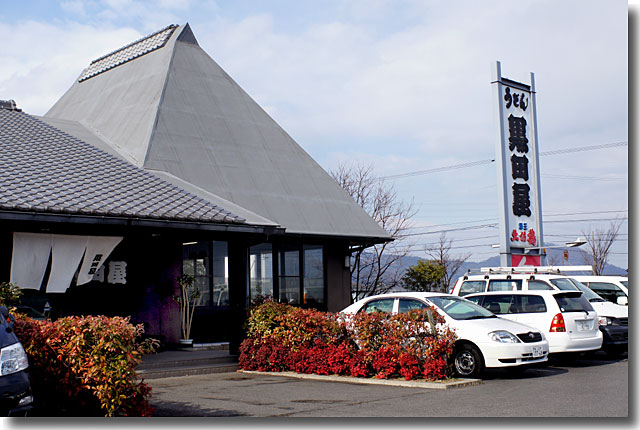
xmin=492 ymin=61 xmax=545 ymax=267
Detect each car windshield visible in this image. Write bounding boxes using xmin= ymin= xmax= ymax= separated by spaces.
xmin=427 ymin=296 xmax=496 ymax=320
xmin=568 ymin=279 xmax=606 ymax=302
xmin=621 ymin=281 xmax=628 ymax=288
xmin=549 ymin=278 xmax=580 ymax=291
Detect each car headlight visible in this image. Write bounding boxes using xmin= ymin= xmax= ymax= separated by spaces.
xmin=0 ymin=342 xmax=29 ymax=376
xmin=598 ymin=316 xmax=613 ymax=326
xmin=489 ymin=330 xmax=521 ymax=343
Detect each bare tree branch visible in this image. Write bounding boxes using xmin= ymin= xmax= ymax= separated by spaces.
xmin=330 ymin=162 xmax=417 ymax=301
xmin=425 ymin=233 xmax=471 ymax=292
xmin=580 ymin=220 xmax=623 ymax=275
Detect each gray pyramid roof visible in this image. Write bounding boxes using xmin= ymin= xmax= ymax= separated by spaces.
xmin=46 ymin=24 xmax=390 ymax=242
xmin=0 ymin=105 xmax=259 ymax=227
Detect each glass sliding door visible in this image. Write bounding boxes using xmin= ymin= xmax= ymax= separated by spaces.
xmin=212 ymin=241 xmax=229 ymax=307
xmin=182 ymin=240 xmax=229 ymax=308
xmin=279 ymin=245 xmax=300 ymax=305
xmin=303 ymin=245 xmax=324 ymax=306
xmin=249 ymin=244 xmax=273 ymax=302
xmin=182 ymin=242 xmax=210 ymax=306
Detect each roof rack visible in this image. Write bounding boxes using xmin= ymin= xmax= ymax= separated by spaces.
xmin=480 ymin=265 xmax=592 ymax=274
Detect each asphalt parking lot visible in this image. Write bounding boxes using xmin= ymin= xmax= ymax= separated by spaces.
xmin=148 ymin=351 xmax=629 ymax=418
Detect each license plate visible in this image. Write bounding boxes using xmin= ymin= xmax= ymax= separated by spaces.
xmin=532 ymin=346 xmax=544 ymax=358
xmin=576 ymin=320 xmax=591 ymax=331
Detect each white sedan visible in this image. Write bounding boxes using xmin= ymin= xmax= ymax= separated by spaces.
xmin=341 ymin=292 xmax=549 ymax=378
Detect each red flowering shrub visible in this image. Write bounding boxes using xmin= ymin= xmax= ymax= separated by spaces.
xmin=423 ymin=357 xmax=448 ymax=380
xmin=14 ymin=315 xmax=156 ymax=417
xmin=371 ymin=347 xmax=400 ymax=378
xmin=398 ymin=353 xmax=421 ymax=380
xmin=239 ymin=301 xmax=457 ymax=381
xmin=324 ymin=342 xmax=355 ymax=375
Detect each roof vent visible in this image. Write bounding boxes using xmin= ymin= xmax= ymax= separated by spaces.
xmin=0 ymin=100 xmax=21 ymax=111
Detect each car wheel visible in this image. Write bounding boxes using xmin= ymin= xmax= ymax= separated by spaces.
xmin=453 ymin=344 xmax=483 ymax=378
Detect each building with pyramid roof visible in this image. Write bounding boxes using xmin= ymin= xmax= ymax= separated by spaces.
xmin=1 ymin=24 xmax=389 ymax=347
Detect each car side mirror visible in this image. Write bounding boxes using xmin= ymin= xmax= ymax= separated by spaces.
xmin=617 ymin=296 xmax=628 ymax=306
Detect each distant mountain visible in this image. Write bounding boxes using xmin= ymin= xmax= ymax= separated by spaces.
xmin=377 ymin=248 xmax=626 ymax=291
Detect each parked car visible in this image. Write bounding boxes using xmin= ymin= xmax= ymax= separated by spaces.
xmin=0 ymin=306 xmax=33 ymax=416
xmin=570 ymin=276 xmax=628 ymax=305
xmin=568 ymin=280 xmax=628 ymax=354
xmin=452 ymin=269 xmax=627 ymax=354
xmin=464 ymin=290 xmax=603 ymax=355
xmin=340 ymin=292 xmax=549 ymax=378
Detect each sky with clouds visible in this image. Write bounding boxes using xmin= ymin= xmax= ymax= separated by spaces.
xmin=0 ymin=0 xmax=630 ymax=269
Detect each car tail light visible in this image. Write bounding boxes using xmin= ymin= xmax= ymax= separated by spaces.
xmin=549 ymin=313 xmax=566 ymax=332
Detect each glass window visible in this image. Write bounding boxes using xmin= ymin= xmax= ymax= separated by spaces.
xmin=587 ymin=282 xmax=626 ymax=304
xmin=212 ymin=241 xmax=229 ymax=307
xmin=549 ymin=278 xmax=580 ymax=291
xmin=182 ymin=241 xmax=229 ymax=308
xmin=183 ymin=242 xmax=210 ymax=306
xmin=554 ymin=293 xmax=594 ymax=313
xmin=569 ymin=279 xmax=605 ymax=302
xmin=528 ymin=280 xmax=554 ymax=290
xmin=514 ymin=295 xmax=547 ymax=313
xmin=427 ymin=296 xmax=495 ymax=320
xmin=250 ymin=244 xmax=273 ymax=302
xmin=279 ymin=245 xmax=300 ymax=305
xmin=465 ymin=296 xmax=482 ymax=305
xmin=303 ymin=245 xmax=324 ymax=306
xmin=488 ymin=279 xmax=522 ymax=292
xmin=459 ymin=281 xmax=486 ymax=296
xmin=621 ymin=281 xmax=628 ymax=288
xmin=398 ymin=298 xmax=429 ymax=313
xmin=480 ymin=295 xmax=513 ymax=314
xmin=361 ymin=298 xmax=395 ymax=314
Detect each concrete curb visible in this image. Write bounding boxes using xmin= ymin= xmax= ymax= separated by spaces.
xmin=238 ymin=370 xmax=481 ymax=389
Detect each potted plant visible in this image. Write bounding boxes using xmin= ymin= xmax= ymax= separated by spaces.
xmin=176 ymin=274 xmax=200 ymax=346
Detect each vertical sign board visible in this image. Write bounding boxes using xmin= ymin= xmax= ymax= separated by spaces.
xmin=492 ymin=61 xmax=544 ymax=267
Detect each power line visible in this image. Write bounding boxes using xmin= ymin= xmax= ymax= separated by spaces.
xmin=379 ymin=141 xmax=628 ymax=181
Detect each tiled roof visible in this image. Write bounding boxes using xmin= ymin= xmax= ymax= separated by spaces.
xmin=0 ymin=106 xmax=246 ymax=224
xmin=78 ymin=25 xmax=177 ymax=82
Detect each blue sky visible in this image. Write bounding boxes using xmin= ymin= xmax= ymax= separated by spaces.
xmin=0 ymin=0 xmax=630 ymax=269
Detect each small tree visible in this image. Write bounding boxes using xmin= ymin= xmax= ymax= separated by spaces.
xmin=401 ymin=260 xmax=446 ymax=292
xmin=0 ymin=281 xmax=22 ymax=308
xmin=425 ymin=234 xmax=471 ymax=292
xmin=581 ymin=220 xmax=624 ymax=275
xmin=176 ymin=274 xmax=200 ymax=341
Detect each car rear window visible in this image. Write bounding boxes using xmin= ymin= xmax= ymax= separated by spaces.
xmin=553 ymin=293 xmax=594 ymax=313
xmin=488 ymin=279 xmax=522 ymax=291
xmin=459 ymin=281 xmax=485 ymax=296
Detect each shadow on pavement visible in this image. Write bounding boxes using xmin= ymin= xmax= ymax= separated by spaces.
xmin=150 ymin=400 xmax=246 ymax=417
